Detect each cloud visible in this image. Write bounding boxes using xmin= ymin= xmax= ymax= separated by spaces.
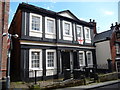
xmin=104 ymin=11 xmax=114 ymax=15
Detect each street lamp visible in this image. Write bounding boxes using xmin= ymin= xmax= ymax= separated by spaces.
xmin=2 ymin=33 xmax=18 ymax=89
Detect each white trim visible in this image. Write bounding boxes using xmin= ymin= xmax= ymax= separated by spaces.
xmin=76 ymin=25 xmax=83 ymax=38
xmin=86 ymin=51 xmax=93 ymax=66
xmin=58 ymin=19 xmax=61 ymax=39
xmin=24 ymin=12 xmax=27 ymax=35
xmin=20 ymin=40 xmax=95 ymax=49
xmin=29 ymin=49 xmax=42 ymax=70
xmin=29 ymin=13 xmax=42 ymax=32
xmin=76 ymin=25 xmax=83 ymax=44
xmin=45 ymin=17 xmax=56 ymax=39
xmin=46 ymin=50 xmax=57 ymax=69
xmin=79 ymin=51 xmax=85 ymax=66
xmin=73 ymin=23 xmax=76 ymax=41
xmin=62 ymin=20 xmax=73 ymax=41
xmin=45 ymin=17 xmax=56 ymax=34
xmin=84 ymin=27 xmax=91 ymax=43
xmin=29 ymin=13 xmax=42 ymax=37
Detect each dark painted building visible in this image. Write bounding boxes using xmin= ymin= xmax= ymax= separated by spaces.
xmin=9 ymin=3 xmax=97 ymax=81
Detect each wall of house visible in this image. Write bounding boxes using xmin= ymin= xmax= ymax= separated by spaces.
xmin=95 ymin=40 xmax=111 ymax=69
xmin=0 ymin=1 xmax=10 ymax=79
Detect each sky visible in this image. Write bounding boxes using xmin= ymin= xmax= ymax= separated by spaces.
xmin=9 ymin=1 xmax=119 ymax=33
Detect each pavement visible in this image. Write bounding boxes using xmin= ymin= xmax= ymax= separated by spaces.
xmin=57 ymin=79 xmax=120 ymax=90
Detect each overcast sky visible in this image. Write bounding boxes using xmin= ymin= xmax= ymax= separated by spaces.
xmin=9 ymin=1 xmax=119 ymax=33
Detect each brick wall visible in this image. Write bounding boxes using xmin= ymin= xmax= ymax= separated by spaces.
xmin=0 ymin=1 xmax=10 ymax=79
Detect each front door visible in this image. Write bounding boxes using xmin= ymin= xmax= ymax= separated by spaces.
xmin=61 ymin=51 xmax=70 ymax=73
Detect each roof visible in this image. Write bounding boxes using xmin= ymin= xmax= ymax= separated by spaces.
xmin=94 ymin=30 xmax=113 ymax=43
xmin=57 ymin=10 xmax=79 ymax=20
xmin=17 ymin=3 xmax=93 ymax=27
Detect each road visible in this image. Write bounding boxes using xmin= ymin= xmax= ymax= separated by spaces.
xmin=56 ymin=81 xmax=120 ymax=90
xmin=90 ymin=83 xmax=120 ymax=90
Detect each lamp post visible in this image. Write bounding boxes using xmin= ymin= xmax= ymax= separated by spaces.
xmin=2 ymin=33 xmax=18 ymax=89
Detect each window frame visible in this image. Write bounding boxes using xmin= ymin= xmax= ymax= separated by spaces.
xmin=79 ymin=51 xmax=85 ymax=66
xmin=76 ymin=25 xmax=83 ymax=38
xmin=46 ymin=50 xmax=56 ymax=69
xmin=63 ymin=20 xmax=72 ymax=36
xmin=29 ymin=49 xmax=42 ymax=70
xmin=45 ymin=17 xmax=55 ymax=34
xmin=29 ymin=13 xmax=42 ymax=33
xmin=86 ymin=51 xmax=93 ymax=66
xmin=84 ymin=27 xmax=91 ymax=40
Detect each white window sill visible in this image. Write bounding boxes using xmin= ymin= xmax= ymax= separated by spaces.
xmin=29 ymin=68 xmax=43 ymax=71
xmin=45 ymin=32 xmax=56 ymax=35
xmin=80 ymin=65 xmax=85 ymax=67
xmin=46 ymin=67 xmax=56 ymax=70
xmin=30 ymin=30 xmax=42 ymax=33
xmin=63 ymin=34 xmax=73 ymax=37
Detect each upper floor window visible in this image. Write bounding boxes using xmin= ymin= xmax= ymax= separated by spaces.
xmin=85 ymin=27 xmax=91 ymax=39
xmin=86 ymin=51 xmax=93 ymax=65
xmin=86 ymin=29 xmax=90 ymax=38
xmin=45 ymin=17 xmax=55 ymax=34
xmin=65 ymin=23 xmax=70 ymax=35
xmin=32 ymin=16 xmax=40 ymax=31
xmin=30 ymin=13 xmax=42 ymax=32
xmin=47 ymin=19 xmax=54 ymax=33
xmin=29 ymin=49 xmax=42 ymax=70
xmin=46 ymin=50 xmax=56 ymax=69
xmin=77 ymin=26 xmax=82 ymax=38
xmin=63 ymin=21 xmax=72 ymax=36
xmin=77 ymin=25 xmax=83 ymax=44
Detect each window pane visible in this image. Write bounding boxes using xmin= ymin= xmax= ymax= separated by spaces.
xmin=47 ymin=52 xmax=54 ymax=67
xmin=79 ymin=53 xmax=83 ymax=65
xmin=86 ymin=29 xmax=89 ymax=38
xmin=31 ymin=52 xmax=40 ymax=68
xmin=77 ymin=27 xmax=82 ymax=37
xmin=65 ymin=23 xmax=70 ymax=35
xmin=87 ymin=53 xmax=91 ymax=64
xmin=47 ymin=19 xmax=54 ymax=33
xmin=32 ymin=16 xmax=40 ymax=31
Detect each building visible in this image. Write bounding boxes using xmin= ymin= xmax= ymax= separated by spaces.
xmin=0 ymin=1 xmax=10 ymax=79
xmin=94 ymin=23 xmax=120 ymax=72
xmin=9 ymin=3 xmax=97 ymax=81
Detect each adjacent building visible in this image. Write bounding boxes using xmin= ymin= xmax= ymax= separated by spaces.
xmin=0 ymin=1 xmax=10 ymax=79
xmin=9 ymin=3 xmax=97 ymax=81
xmin=94 ymin=23 xmax=120 ymax=72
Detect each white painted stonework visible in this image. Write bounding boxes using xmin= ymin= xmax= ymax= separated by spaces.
xmin=58 ymin=12 xmax=75 ymax=19
xmin=29 ymin=70 xmax=43 ymax=77
xmin=46 ymin=69 xmax=57 ymax=76
xmin=29 ymin=13 xmax=43 ymax=37
xmin=95 ymin=40 xmax=111 ymax=69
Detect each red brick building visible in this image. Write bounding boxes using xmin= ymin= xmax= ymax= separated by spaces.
xmin=94 ymin=23 xmax=120 ymax=72
xmin=0 ymin=1 xmax=10 ymax=79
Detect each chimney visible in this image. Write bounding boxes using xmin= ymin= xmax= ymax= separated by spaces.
xmin=110 ymin=23 xmax=114 ymax=30
xmin=89 ymin=19 xmax=97 ymax=34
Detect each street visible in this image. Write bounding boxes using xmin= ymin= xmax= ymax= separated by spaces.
xmin=91 ymin=83 xmax=120 ymax=90
xmin=56 ymin=81 xmax=120 ymax=90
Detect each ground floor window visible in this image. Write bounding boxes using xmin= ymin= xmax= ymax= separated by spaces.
xmin=46 ymin=50 xmax=56 ymax=69
xmin=79 ymin=51 xmax=85 ymax=66
xmin=29 ymin=49 xmax=42 ymax=70
xmin=86 ymin=51 xmax=93 ymax=66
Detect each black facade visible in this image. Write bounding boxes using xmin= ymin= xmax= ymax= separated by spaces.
xmin=9 ymin=3 xmax=97 ymax=81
